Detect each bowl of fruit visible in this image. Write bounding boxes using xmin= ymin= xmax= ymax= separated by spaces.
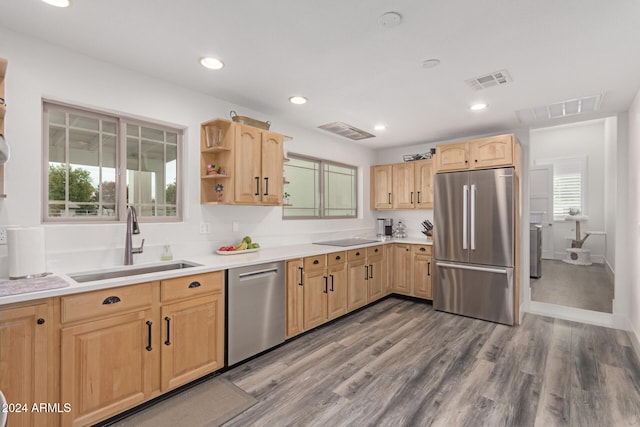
xmin=216 ymin=236 xmax=260 ymax=255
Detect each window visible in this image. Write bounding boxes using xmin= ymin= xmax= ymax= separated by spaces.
xmin=283 ymin=154 xmax=357 ymax=219
xmin=43 ymin=102 xmax=182 ymax=222
xmin=546 ymin=156 xmax=587 ymax=220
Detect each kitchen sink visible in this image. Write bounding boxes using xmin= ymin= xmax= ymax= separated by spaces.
xmin=69 ymin=261 xmax=201 ymax=283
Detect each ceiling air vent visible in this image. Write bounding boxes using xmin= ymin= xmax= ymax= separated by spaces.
xmin=317 ymin=122 xmax=376 ymax=141
xmin=466 ymin=69 xmax=512 ymax=90
xmin=516 ymin=94 xmax=602 ymax=123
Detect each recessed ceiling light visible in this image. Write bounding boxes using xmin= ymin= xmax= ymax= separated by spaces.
xmin=421 ymin=59 xmax=441 ymax=69
xmin=200 ymin=57 xmax=224 ymax=70
xmin=289 ymin=96 xmax=307 ymax=105
xmin=42 ymin=0 xmax=70 ymax=7
xmin=374 ymin=124 xmax=386 ymax=131
xmin=470 ymin=103 xmax=488 ymax=111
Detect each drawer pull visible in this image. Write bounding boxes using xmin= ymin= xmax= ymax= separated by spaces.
xmin=37 ymin=318 xmax=45 ymax=325
xmin=356 ymin=251 xmax=360 ymax=256
xmin=420 ymin=247 xmax=426 ymax=252
xmin=146 ymin=321 xmax=153 ymax=351
xmin=164 ymin=316 xmax=171 ymax=346
xmin=188 ymin=281 xmax=201 ymax=289
xmin=102 ymin=296 xmax=121 ymax=305
xmin=336 ymin=255 xmax=341 ymax=260
xmin=313 ymin=259 xmax=319 ymax=265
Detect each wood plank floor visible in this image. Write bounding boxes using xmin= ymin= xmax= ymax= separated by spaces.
xmin=221 ymin=298 xmax=640 ymax=427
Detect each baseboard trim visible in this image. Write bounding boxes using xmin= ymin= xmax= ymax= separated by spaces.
xmin=628 ymin=321 xmax=640 ymax=363
xmin=526 ymin=301 xmax=615 ymax=328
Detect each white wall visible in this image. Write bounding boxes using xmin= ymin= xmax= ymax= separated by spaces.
xmin=604 ymin=117 xmax=617 ymax=272
xmin=0 ymin=27 xmax=377 ymax=274
xmin=530 ymin=120 xmax=607 ymax=263
xmin=627 ymin=89 xmax=640 ymax=346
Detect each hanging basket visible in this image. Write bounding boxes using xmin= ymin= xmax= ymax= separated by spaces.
xmin=230 ymin=110 xmax=271 ymax=130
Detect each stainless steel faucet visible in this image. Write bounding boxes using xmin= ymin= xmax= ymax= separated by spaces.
xmin=124 ymin=205 xmax=144 ymax=265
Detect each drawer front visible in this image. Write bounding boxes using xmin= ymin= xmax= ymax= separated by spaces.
xmin=367 ymin=245 xmax=384 ymax=259
xmin=413 ymin=244 xmax=432 ymax=255
xmin=61 ymin=282 xmax=152 ymax=324
xmin=304 ymin=255 xmax=327 ymax=271
xmin=327 ymin=251 xmax=346 ymax=266
xmin=161 ymin=271 xmax=223 ymax=302
xmin=347 ymin=248 xmax=366 ymax=262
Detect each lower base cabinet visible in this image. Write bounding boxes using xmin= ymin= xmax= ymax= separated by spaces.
xmin=413 ymin=245 xmax=433 ymax=299
xmin=0 ymin=302 xmax=52 ymax=427
xmin=61 ymin=308 xmax=157 ymax=427
xmin=59 ymin=272 xmax=224 ymax=426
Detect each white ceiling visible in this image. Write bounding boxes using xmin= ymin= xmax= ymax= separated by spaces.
xmin=1 ymin=0 xmax=639 ymax=148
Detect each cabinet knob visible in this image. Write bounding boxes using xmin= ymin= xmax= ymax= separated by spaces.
xmin=37 ymin=318 xmax=45 ymax=325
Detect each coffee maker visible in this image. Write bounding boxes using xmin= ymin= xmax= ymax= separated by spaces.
xmin=384 ymin=218 xmax=394 ymax=237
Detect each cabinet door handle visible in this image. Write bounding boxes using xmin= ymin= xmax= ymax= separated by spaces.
xmin=365 ymin=265 xmax=369 ymax=280
xmin=37 ymin=318 xmax=45 ymax=325
xmin=330 ymin=274 xmax=334 ymax=292
xmin=428 ymin=262 xmax=431 ymax=276
xmin=146 ymin=321 xmax=153 ymax=351
xmin=255 ymin=176 xmax=260 ymax=196
xmin=188 ymin=281 xmax=201 ymax=289
xmin=264 ymin=177 xmax=269 ymax=195
xmin=299 ymin=266 xmax=304 ymax=286
xmin=410 ymin=191 xmax=413 ymax=204
xmin=369 ymin=264 xmax=373 ymax=279
xmin=324 ymin=276 xmax=328 ymax=293
xmin=417 ymin=191 xmax=421 ymax=204
xmin=102 ymin=296 xmax=121 ymax=305
xmin=388 ymin=193 xmax=391 ymax=204
xmin=164 ymin=316 xmax=171 ymax=346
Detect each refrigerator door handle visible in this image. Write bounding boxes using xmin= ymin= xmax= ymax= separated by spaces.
xmin=470 ymin=184 xmax=477 ymax=250
xmin=436 ymin=261 xmax=508 ymax=275
xmin=462 ymin=185 xmax=468 ymax=249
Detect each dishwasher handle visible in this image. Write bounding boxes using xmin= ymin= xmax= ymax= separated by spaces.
xmin=238 ymin=267 xmax=279 ymax=281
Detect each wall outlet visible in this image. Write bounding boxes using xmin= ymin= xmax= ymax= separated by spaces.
xmin=0 ymin=227 xmax=6 ymax=245
xmin=199 ymin=222 xmax=211 ymax=234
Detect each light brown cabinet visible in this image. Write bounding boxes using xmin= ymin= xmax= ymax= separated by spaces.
xmin=347 ymin=245 xmax=386 ymax=310
xmin=0 ymin=301 xmax=52 ymax=427
xmin=60 ymin=282 xmax=157 ymax=426
xmin=285 ymin=259 xmax=304 ymax=338
xmin=60 ymin=272 xmax=224 ymax=426
xmin=285 ymin=252 xmax=349 ymax=338
xmin=200 ymin=118 xmax=288 ymax=205
xmin=366 ymin=246 xmax=385 ymax=301
xmin=391 ymin=244 xmax=412 ymax=294
xmin=159 ymin=272 xmax=224 ymax=392
xmin=371 ymin=159 xmax=434 ymax=210
xmin=412 ymin=245 xmax=433 ymax=299
xmin=371 ymin=164 xmax=393 ymax=209
xmin=435 ymin=134 xmax=514 ymax=172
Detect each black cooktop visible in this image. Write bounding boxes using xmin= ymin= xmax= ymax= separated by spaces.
xmin=313 ymin=238 xmax=380 ymax=247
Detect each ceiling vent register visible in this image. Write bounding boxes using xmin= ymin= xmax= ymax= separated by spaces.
xmin=466 ymin=69 xmax=513 ymax=90
xmin=317 ymin=122 xmax=376 ymax=141
xmin=515 ymin=94 xmax=602 ymax=123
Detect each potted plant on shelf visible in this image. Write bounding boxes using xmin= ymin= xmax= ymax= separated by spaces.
xmin=283 ymin=192 xmax=291 ymax=205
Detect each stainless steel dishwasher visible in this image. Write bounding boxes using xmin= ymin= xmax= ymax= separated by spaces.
xmin=227 ymin=261 xmax=285 ymax=366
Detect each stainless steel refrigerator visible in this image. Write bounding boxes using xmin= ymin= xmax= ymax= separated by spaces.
xmin=433 ymin=167 xmax=515 ymax=325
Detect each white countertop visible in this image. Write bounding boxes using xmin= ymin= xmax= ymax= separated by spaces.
xmin=0 ymin=237 xmax=432 ymax=306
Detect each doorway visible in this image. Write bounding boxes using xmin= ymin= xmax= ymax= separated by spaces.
xmin=528 ymin=118 xmax=615 ymax=314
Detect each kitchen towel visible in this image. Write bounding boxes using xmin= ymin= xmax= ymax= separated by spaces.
xmin=8 ymin=227 xmax=48 ymax=279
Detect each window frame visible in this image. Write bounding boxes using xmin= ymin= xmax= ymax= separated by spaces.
xmin=535 ymin=155 xmax=588 ymax=221
xmin=42 ymin=100 xmax=184 ymax=224
xmin=282 ymin=153 xmax=358 ymax=220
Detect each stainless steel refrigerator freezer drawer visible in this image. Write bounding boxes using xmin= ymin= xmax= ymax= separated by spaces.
xmin=434 ymin=261 xmax=514 ymax=325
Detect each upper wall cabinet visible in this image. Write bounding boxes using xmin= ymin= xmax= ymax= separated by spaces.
xmin=370 ymin=159 xmax=434 ymax=210
xmin=200 ymin=118 xmax=289 ymax=206
xmin=435 ymin=134 xmax=515 ymax=172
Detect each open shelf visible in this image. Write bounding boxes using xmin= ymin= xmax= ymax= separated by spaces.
xmin=202 ymin=174 xmax=231 ymax=179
